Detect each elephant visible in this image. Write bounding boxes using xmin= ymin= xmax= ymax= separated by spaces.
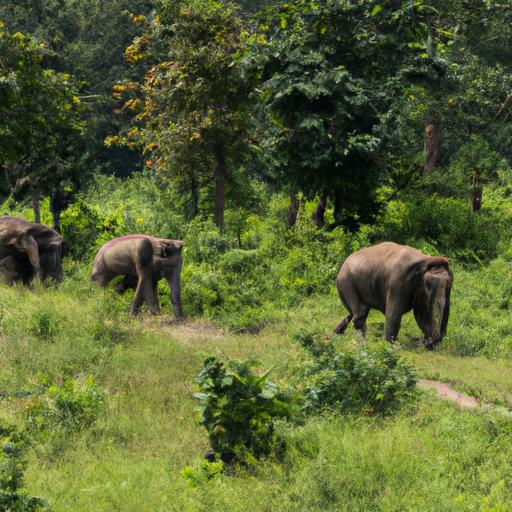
xmin=334 ymin=242 xmax=453 ymax=348
xmin=91 ymin=234 xmax=184 ymax=318
xmin=0 ymin=216 xmax=63 ymax=285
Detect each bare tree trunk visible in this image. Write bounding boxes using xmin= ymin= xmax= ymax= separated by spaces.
xmin=472 ymin=173 xmax=482 ymax=212
xmin=286 ymin=192 xmax=300 ymax=228
xmin=213 ymin=142 xmax=226 ymax=233
xmin=424 ymin=119 xmax=440 ymax=174
xmin=311 ymin=194 xmax=327 ymax=228
xmin=33 ymin=196 xmax=41 ymax=224
xmin=50 ymin=189 xmax=63 ymax=232
xmin=188 ymin=173 xmax=199 ymax=220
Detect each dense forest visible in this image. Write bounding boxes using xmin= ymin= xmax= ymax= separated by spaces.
xmin=2 ymin=1 xmax=512 ymax=510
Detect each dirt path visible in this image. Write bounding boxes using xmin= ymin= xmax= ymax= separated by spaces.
xmin=418 ymin=379 xmax=479 ymax=409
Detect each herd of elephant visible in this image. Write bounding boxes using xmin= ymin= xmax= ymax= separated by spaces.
xmin=0 ymin=216 xmax=453 ymax=348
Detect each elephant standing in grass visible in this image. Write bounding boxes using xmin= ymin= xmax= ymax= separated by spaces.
xmin=334 ymin=242 xmax=453 ymax=348
xmin=0 ymin=216 xmax=63 ymax=285
xmin=91 ymin=234 xmax=184 ymax=318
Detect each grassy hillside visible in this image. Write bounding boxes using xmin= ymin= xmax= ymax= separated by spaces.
xmin=2 ymin=265 xmax=512 ymax=511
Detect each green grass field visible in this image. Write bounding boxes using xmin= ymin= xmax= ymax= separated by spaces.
xmin=2 ymin=262 xmax=512 ymax=512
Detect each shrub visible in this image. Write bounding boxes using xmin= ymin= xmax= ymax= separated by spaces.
xmin=193 ymin=356 xmax=298 ymax=463
xmin=181 ymin=459 xmax=224 ymax=488
xmin=0 ymin=423 xmax=49 ymax=511
xmin=303 ymin=343 xmax=417 ymax=415
xmin=29 ymin=309 xmax=59 ymax=340
xmin=24 ymin=375 xmax=105 ymax=438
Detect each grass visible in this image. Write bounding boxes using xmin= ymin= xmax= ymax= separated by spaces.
xmin=2 ymin=259 xmax=512 ymax=510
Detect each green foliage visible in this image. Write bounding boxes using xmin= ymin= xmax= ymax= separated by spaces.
xmin=303 ymin=343 xmax=417 ymax=415
xmin=181 ymin=459 xmax=224 ymax=488
xmin=370 ymin=195 xmax=505 ymax=263
xmin=29 ymin=308 xmax=59 ymax=341
xmin=24 ymin=376 xmax=105 ymax=438
xmin=0 ymin=423 xmax=49 ymax=511
xmin=193 ymin=356 xmax=297 ymax=462
xmin=0 ymin=22 xmax=84 ymax=203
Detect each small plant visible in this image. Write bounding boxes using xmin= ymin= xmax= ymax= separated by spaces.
xmin=29 ymin=309 xmax=59 ymax=340
xmin=0 ymin=423 xmax=49 ymax=511
xmin=24 ymin=375 xmax=105 ymax=438
xmin=181 ymin=459 xmax=224 ymax=488
xmin=304 ymin=343 xmax=417 ymax=415
xmin=193 ymin=356 xmax=298 ymax=464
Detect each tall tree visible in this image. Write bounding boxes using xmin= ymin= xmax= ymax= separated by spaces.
xmin=115 ymin=0 xmax=256 ymax=231
xmin=249 ymin=0 xmax=427 ymax=230
xmin=0 ymin=23 xmax=84 ymax=226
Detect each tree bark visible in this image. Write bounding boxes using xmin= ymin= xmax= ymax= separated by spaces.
xmin=311 ymin=194 xmax=327 ymax=228
xmin=472 ymin=187 xmax=482 ymax=212
xmin=50 ymin=189 xmax=63 ymax=232
xmin=286 ymin=192 xmax=300 ymax=228
xmin=190 ymin=173 xmax=199 ymax=220
xmin=213 ymin=142 xmax=226 ymax=233
xmin=424 ymin=119 xmax=440 ymax=174
xmin=33 ymin=196 xmax=41 ymax=224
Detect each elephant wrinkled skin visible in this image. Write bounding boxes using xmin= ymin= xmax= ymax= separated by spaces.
xmin=91 ymin=234 xmax=184 ymax=318
xmin=0 ymin=216 xmax=63 ymax=285
xmin=334 ymin=242 xmax=453 ymax=348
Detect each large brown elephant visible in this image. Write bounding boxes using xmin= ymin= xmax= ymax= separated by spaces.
xmin=91 ymin=234 xmax=184 ymax=318
xmin=334 ymin=242 xmax=453 ymax=348
xmin=0 ymin=216 xmax=63 ymax=284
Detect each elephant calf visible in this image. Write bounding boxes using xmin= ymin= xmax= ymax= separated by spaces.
xmin=334 ymin=242 xmax=453 ymax=348
xmin=0 ymin=216 xmax=63 ymax=285
xmin=91 ymin=234 xmax=183 ymax=318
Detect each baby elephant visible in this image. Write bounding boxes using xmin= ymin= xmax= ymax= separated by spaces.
xmin=91 ymin=234 xmax=183 ymax=318
xmin=334 ymin=242 xmax=453 ymax=348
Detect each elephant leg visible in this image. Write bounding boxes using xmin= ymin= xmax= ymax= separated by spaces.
xmin=353 ymin=307 xmax=370 ymax=339
xmin=334 ymin=286 xmax=354 ymax=334
xmin=384 ymin=304 xmax=402 ymax=342
xmin=334 ymin=313 xmax=353 ymax=334
xmin=131 ymin=273 xmax=151 ymax=316
xmin=144 ymin=276 xmax=160 ymax=315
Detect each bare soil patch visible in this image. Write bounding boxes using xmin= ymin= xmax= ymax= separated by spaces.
xmin=418 ymin=379 xmax=479 ymax=409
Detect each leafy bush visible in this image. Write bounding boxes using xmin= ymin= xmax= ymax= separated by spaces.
xmin=371 ymin=195 xmax=503 ymax=263
xmin=29 ymin=309 xmax=59 ymax=340
xmin=303 ymin=343 xmax=417 ymax=415
xmin=0 ymin=423 xmax=49 ymax=511
xmin=24 ymin=375 xmax=105 ymax=437
xmin=181 ymin=459 xmax=224 ymax=488
xmin=193 ymin=356 xmax=298 ymax=463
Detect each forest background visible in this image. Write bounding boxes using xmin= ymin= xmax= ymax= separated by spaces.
xmin=3 ymin=1 xmax=512 ymax=510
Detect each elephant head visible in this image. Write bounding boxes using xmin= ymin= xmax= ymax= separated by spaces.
xmin=154 ymin=239 xmax=184 ymax=318
xmin=413 ymin=257 xmax=453 ymax=349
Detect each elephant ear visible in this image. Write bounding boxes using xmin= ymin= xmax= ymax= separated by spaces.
xmin=160 ymin=240 xmax=184 ymax=257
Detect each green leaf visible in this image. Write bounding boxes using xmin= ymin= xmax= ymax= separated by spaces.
xmin=371 ymin=5 xmax=382 ymax=16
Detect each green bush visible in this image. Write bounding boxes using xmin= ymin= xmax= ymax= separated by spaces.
xmin=193 ymin=356 xmax=298 ymax=463
xmin=371 ymin=195 xmax=503 ymax=263
xmin=0 ymin=423 xmax=49 ymax=511
xmin=24 ymin=375 xmax=105 ymax=437
xmin=303 ymin=344 xmax=417 ymax=415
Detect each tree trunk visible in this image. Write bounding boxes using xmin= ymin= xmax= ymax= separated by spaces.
xmin=286 ymin=192 xmax=300 ymax=228
xmin=472 ymin=172 xmax=482 ymax=212
xmin=50 ymin=189 xmax=63 ymax=232
xmin=424 ymin=119 xmax=440 ymax=174
xmin=472 ymin=187 xmax=482 ymax=212
xmin=190 ymin=174 xmax=199 ymax=220
xmin=311 ymin=194 xmax=327 ymax=228
xmin=213 ymin=142 xmax=226 ymax=233
xmin=33 ymin=196 xmax=41 ymax=224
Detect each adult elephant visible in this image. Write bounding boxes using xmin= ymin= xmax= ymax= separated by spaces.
xmin=0 ymin=216 xmax=63 ymax=284
xmin=334 ymin=242 xmax=453 ymax=348
xmin=91 ymin=234 xmax=184 ymax=318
